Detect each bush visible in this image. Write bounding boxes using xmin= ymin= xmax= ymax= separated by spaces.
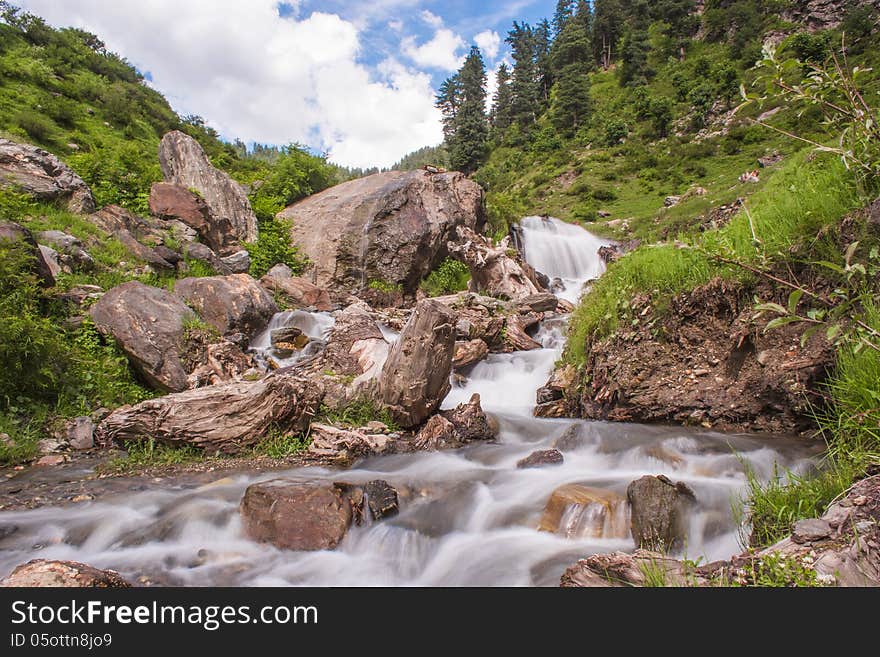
xmin=246 ymin=217 xmax=307 ymax=279
xmin=14 ymin=110 xmax=55 ymax=142
xmin=601 ymin=119 xmax=629 ymax=146
xmin=421 ymin=258 xmax=470 ymax=297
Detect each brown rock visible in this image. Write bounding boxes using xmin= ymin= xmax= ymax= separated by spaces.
xmin=174 ymin=274 xmax=277 ymax=338
xmin=517 ymin=449 xmax=564 ymax=469
xmin=440 ymin=393 xmax=496 ymax=442
xmin=159 ymin=131 xmax=257 ymax=243
xmin=539 ymin=484 xmax=628 ymax=539
xmin=380 ymin=299 xmax=456 ymax=428
xmin=181 ymin=241 xmax=232 ymax=275
xmin=0 ymin=138 xmax=95 ymax=213
xmin=278 ymin=170 xmax=484 ymax=297
xmin=239 ymin=480 xmax=352 ymax=551
xmin=90 ymin=206 xmax=175 ymax=271
xmin=260 ymin=264 xmax=334 ymax=311
xmin=89 ymin=281 xmax=196 ymax=392
xmin=452 ymin=339 xmax=489 ymax=371
xmin=66 ymin=416 xmax=94 ymax=450
xmin=1 ymin=560 xmax=130 ymax=588
xmin=561 ymin=550 xmax=687 ymax=587
xmin=626 ymin=475 xmax=696 ymax=551
xmin=0 ymin=221 xmax=56 ymax=286
xmin=364 ymin=480 xmax=399 ymax=520
xmin=150 ymin=182 xmax=237 ymax=255
xmin=97 ymin=374 xmax=323 ymax=453
xmin=307 ymin=424 xmax=394 ymax=461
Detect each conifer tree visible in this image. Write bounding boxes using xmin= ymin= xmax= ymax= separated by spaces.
xmin=551 ymin=16 xmax=593 ymax=135
xmin=552 ymin=0 xmax=576 ymax=37
xmin=506 ymin=22 xmax=540 ymax=129
xmin=445 ymin=46 xmax=488 ymax=174
xmin=534 ymin=19 xmax=554 ymax=108
xmin=593 ymin=0 xmax=625 ymax=68
xmin=489 ymin=63 xmax=514 ymax=134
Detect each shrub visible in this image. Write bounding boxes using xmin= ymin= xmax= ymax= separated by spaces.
xmin=421 ymin=258 xmax=470 ymax=297
xmin=246 ymin=217 xmax=307 ymax=279
xmin=13 ymin=110 xmax=55 ymax=142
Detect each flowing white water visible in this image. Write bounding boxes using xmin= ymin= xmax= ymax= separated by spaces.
xmin=0 ymin=217 xmax=818 ymax=586
xmin=250 ymin=310 xmax=336 ymax=369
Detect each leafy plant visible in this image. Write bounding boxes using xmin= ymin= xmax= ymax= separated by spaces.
xmin=421 ymin=258 xmax=470 ymax=297
xmin=246 ymin=217 xmax=307 ymax=279
xmin=317 ymin=398 xmax=398 ymax=430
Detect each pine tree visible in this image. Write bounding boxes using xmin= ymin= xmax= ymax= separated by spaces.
xmin=506 ymin=22 xmax=540 ymax=130
xmin=551 ymin=16 xmax=593 ymax=135
xmin=619 ymin=26 xmax=651 ymax=86
xmin=534 ymin=19 xmax=554 ymax=108
xmin=446 ymin=46 xmax=488 ymax=174
xmin=435 ymin=74 xmax=461 ymax=142
xmin=489 ymin=63 xmax=514 ymax=134
xmin=552 ymin=0 xmax=576 ymax=37
xmin=593 ymin=0 xmax=625 ymax=69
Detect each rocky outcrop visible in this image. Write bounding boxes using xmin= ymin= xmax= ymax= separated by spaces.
xmin=158 ymin=131 xmax=257 ymax=243
xmin=447 ymin=226 xmax=545 ymax=300
xmin=0 ymin=138 xmax=95 ymax=213
xmin=97 ymin=374 xmax=323 ymax=453
xmin=89 ymin=281 xmax=196 ymax=392
xmin=1 ymin=559 xmax=130 ymax=587
xmin=149 ymin=182 xmax=238 ymax=255
xmin=90 ymin=205 xmax=175 ymax=271
xmin=413 ymin=394 xmax=497 ymax=450
xmin=37 ymin=230 xmax=94 ymax=272
xmin=277 ymin=170 xmax=484 ymax=298
xmin=626 ymin=475 xmax=696 ymax=551
xmin=260 ymin=264 xmax=334 ymax=311
xmin=307 ymin=424 xmax=396 ymax=462
xmin=380 ymin=299 xmax=456 ymax=428
xmin=535 ymin=364 xmax=577 ymax=418
xmin=563 ymin=473 xmax=880 ymax=587
xmin=570 ymin=277 xmax=835 ymax=434
xmin=174 ymin=274 xmax=277 ymax=338
xmin=0 ymin=221 xmax=56 ymax=285
xmin=453 ymin=339 xmax=489 ymax=371
xmin=240 ymin=480 xmax=353 ymax=551
xmin=437 ymin=292 xmax=546 ymax=354
xmin=783 ymin=0 xmax=880 ymax=30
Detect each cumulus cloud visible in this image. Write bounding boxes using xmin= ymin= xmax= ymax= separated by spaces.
xmin=474 ymin=30 xmax=501 ymax=61
xmin=419 ymin=10 xmax=444 ymax=28
xmin=17 ymin=0 xmax=443 ymax=168
xmin=401 ymin=28 xmax=465 ymax=72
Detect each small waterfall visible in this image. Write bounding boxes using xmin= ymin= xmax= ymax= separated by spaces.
xmin=250 ymin=310 xmax=336 ymax=369
xmin=519 ymin=216 xmax=612 ymax=303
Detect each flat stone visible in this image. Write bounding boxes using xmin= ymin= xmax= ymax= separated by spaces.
xmin=517 ymin=449 xmax=564 ymax=469
xmin=792 ymin=518 xmax=832 ymax=544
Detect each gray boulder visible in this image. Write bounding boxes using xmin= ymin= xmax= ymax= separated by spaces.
xmin=174 ymin=274 xmax=277 ymax=338
xmin=0 ymin=138 xmax=95 ymax=213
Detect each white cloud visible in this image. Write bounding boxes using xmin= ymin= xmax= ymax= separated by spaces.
xmin=474 ymin=30 xmax=501 ymax=61
xmin=485 ymin=67 xmax=498 ymax=114
xmin=17 ymin=0 xmax=443 ymax=169
xmin=419 ymin=10 xmax=444 ymax=28
xmin=401 ymin=28 xmax=465 ymax=71
xmin=387 ymin=19 xmax=403 ymax=32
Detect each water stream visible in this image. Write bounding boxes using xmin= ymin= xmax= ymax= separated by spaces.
xmin=0 ymin=217 xmax=818 ymax=586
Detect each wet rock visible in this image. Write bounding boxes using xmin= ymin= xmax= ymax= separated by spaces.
xmin=380 ymin=299 xmax=456 ymax=428
xmin=0 ymin=221 xmax=57 ymax=286
xmin=626 ymin=475 xmax=697 ymax=551
xmin=159 ymin=131 xmax=258 ymax=243
xmin=239 ymin=480 xmax=352 ymax=551
xmin=149 ymin=182 xmax=238 ymax=254
xmin=452 ymin=339 xmax=489 ymax=371
xmin=174 ymin=274 xmax=277 ymax=338
xmin=517 ymin=292 xmax=558 ymax=313
xmin=260 ymin=264 xmax=334 ymax=311
xmin=448 ymin=226 xmax=545 ymax=300
xmin=535 ymin=364 xmax=577 ymax=417
xmin=35 ymin=455 xmax=65 ymax=466
xmin=0 ymin=559 xmax=130 ymax=587
xmin=278 ymin=169 xmax=484 ymax=297
xmin=364 ymin=480 xmax=399 ymax=520
xmin=440 ymin=393 xmax=496 ymax=443
xmin=66 ymin=416 xmax=94 ymax=450
xmin=98 ymin=374 xmax=323 ymax=453
xmin=539 ymin=484 xmax=628 ymax=539
xmin=413 ymin=415 xmax=458 ymax=451
xmin=0 ymin=138 xmax=95 ymax=213
xmin=89 ymin=281 xmax=196 ymax=392
xmin=270 ymin=326 xmax=308 ymax=353
xmin=517 ymin=449 xmax=564 ymax=469
xmin=551 ymin=424 xmax=587 ymax=452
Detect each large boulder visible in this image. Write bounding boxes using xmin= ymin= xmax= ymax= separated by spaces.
xmin=0 ymin=221 xmax=56 ymax=285
xmin=260 ymin=263 xmax=334 ymax=311
xmin=239 ymin=480 xmax=353 ymax=551
xmin=380 ymin=298 xmax=456 ymax=428
xmin=97 ymin=374 xmax=323 ymax=453
xmin=90 ymin=205 xmax=175 ymax=271
xmin=448 ymin=226 xmax=545 ymax=300
xmin=626 ymin=475 xmax=697 ymax=551
xmin=0 ymin=138 xmax=95 ymax=213
xmin=277 ymin=170 xmax=484 ymax=297
xmin=1 ymin=559 xmax=130 ymax=587
xmin=158 ymin=131 xmax=257 ymax=243
xmin=174 ymin=274 xmax=277 ymax=338
xmin=89 ymin=281 xmax=196 ymax=392
xmin=149 ymin=182 xmax=238 ymax=255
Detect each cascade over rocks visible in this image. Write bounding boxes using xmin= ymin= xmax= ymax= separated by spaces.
xmin=0 ymin=560 xmax=130 ymax=588
xmin=89 ymin=281 xmax=197 ymax=392
xmin=158 ymin=131 xmax=258 ymax=243
xmin=0 ymin=138 xmax=95 ymax=213
xmin=277 ymin=170 xmax=484 ymax=298
xmin=380 ymin=299 xmax=456 ymax=428
xmin=174 ymin=274 xmax=277 ymax=338
xmin=97 ymin=373 xmax=323 ymax=453
xmin=447 ymin=226 xmax=546 ymax=300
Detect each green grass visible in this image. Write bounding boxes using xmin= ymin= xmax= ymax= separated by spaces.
xmin=420 ymin=257 xmax=470 ymax=297
xmin=253 ymin=430 xmax=310 ymax=458
xmin=100 ymin=440 xmax=204 ymax=474
xmin=367 ymin=279 xmax=403 ymax=294
xmin=317 ymin=398 xmax=398 ymax=430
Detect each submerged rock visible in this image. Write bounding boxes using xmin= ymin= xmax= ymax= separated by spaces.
xmin=517 ymin=449 xmax=564 ymax=469
xmin=539 ymin=484 xmax=628 ymax=539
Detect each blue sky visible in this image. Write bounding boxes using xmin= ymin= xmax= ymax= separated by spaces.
xmin=17 ymin=1 xmax=556 ymax=168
